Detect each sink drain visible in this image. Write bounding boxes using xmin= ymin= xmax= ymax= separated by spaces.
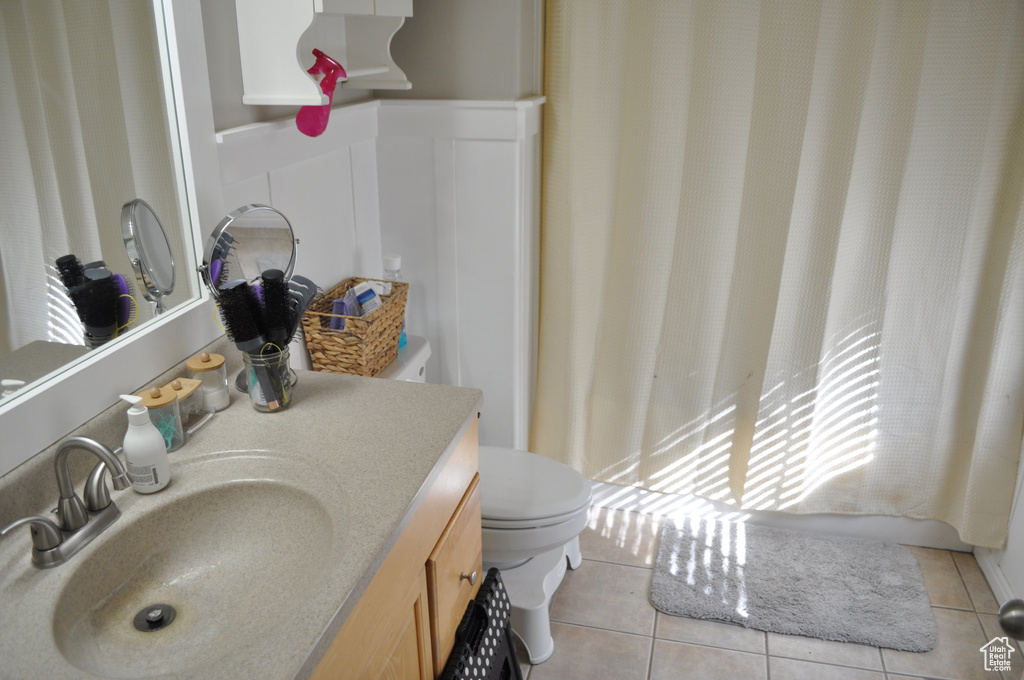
xmin=133 ymin=604 xmax=176 ymax=632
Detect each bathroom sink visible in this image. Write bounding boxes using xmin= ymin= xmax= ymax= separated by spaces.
xmin=0 ymin=450 xmax=347 ymax=679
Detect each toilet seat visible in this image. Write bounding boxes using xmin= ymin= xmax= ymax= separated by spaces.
xmin=481 ymin=510 xmax=587 ymax=530
xmin=479 ymin=446 xmax=592 ymax=524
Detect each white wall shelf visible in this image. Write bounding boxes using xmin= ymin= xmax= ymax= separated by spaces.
xmin=233 ymin=0 xmax=412 ymax=106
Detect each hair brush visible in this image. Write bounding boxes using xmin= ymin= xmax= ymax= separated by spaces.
xmin=56 ymin=254 xmax=87 ymax=320
xmin=55 ymin=254 xmax=85 ymax=290
xmin=217 ymin=280 xmax=266 ymax=352
xmin=74 ymin=268 xmax=119 ymax=345
xmin=260 ymin=269 xmax=292 ymax=347
xmin=112 ymin=273 xmax=137 ymax=330
xmin=218 ymin=280 xmax=283 ymax=409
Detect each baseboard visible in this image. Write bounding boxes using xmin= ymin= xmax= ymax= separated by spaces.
xmin=975 ymin=547 xmax=1015 ymax=605
xmin=589 ymin=481 xmax=973 ymax=552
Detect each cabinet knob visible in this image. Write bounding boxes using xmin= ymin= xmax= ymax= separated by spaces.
xmin=460 ymin=570 xmax=478 ymax=586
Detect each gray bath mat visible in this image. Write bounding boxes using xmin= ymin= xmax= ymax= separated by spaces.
xmin=651 ymin=517 xmax=937 ymax=651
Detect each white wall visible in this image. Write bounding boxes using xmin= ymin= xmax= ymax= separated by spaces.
xmin=381 ymin=0 xmax=543 ymax=101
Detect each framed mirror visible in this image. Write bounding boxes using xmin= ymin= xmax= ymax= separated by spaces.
xmin=0 ymin=1 xmax=198 ymax=405
xmin=0 ymin=0 xmax=223 ymax=477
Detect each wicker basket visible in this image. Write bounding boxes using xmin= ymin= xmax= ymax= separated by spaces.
xmin=302 ymin=277 xmax=408 ymax=377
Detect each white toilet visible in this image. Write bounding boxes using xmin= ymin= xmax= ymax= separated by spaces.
xmin=379 ymin=336 xmax=593 ymax=664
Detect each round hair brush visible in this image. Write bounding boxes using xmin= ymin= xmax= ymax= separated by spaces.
xmin=56 ymin=254 xmax=87 ymax=320
xmin=261 ymin=269 xmax=292 ymax=346
xmin=218 ymin=280 xmax=285 ymax=410
xmin=55 ymin=254 xmax=85 ymax=290
xmin=75 ymin=269 xmax=119 ymax=346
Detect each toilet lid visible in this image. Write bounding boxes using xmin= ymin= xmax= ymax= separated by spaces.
xmin=478 ymin=446 xmax=592 ymax=522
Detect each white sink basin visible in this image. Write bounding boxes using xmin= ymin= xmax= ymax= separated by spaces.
xmin=0 ymin=451 xmax=346 ymax=679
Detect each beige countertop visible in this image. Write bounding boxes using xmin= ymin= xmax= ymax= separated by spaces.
xmin=0 ymin=368 xmax=483 ymax=680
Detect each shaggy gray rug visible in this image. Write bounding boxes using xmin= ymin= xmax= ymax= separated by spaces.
xmin=651 ymin=517 xmax=937 ymax=651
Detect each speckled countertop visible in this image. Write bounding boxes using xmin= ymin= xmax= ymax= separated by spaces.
xmin=0 ymin=367 xmax=482 ymax=680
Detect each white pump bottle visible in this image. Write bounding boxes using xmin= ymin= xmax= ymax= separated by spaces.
xmin=120 ymin=394 xmax=171 ymax=493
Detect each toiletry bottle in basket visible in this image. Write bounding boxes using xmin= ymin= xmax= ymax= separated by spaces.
xmin=383 ymin=255 xmax=407 ymax=348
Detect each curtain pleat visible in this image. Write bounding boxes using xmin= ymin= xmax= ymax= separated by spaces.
xmin=535 ymin=0 xmax=1024 ymax=548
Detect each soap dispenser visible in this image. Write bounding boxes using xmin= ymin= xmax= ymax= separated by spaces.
xmin=120 ymin=394 xmax=171 ymax=493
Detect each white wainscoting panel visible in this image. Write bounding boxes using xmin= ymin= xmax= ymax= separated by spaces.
xmin=377 ymin=98 xmax=544 ymax=449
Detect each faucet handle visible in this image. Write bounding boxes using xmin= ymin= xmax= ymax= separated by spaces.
xmin=0 ymin=516 xmax=63 ymax=551
xmin=85 ymin=461 xmax=116 ymax=512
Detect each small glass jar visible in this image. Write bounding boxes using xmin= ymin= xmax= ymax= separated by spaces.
xmin=137 ymin=386 xmax=185 ymax=452
xmin=168 ymin=378 xmax=203 ymax=418
xmin=186 ymin=352 xmax=230 ymax=412
xmin=242 ymin=346 xmax=293 ymax=412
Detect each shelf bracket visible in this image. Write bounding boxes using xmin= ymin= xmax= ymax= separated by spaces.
xmin=234 ymin=0 xmax=326 ymax=106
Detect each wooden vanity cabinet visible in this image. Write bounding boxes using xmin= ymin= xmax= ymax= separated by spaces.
xmin=311 ymin=419 xmax=482 ymax=680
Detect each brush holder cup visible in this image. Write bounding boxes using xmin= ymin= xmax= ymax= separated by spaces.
xmin=242 ymin=347 xmax=294 ymax=413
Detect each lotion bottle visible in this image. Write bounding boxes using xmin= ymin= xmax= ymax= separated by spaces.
xmin=120 ymin=394 xmax=171 ymax=493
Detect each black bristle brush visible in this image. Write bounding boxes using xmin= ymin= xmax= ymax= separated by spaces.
xmin=261 ymin=269 xmax=292 ymax=347
xmin=74 ymin=268 xmax=119 ymax=346
xmin=218 ymin=280 xmax=283 ymax=409
xmin=218 ymin=280 xmax=266 ymax=351
xmin=56 ymin=254 xmax=87 ymax=320
xmin=56 ymin=254 xmax=85 ymax=290
xmin=209 ymin=232 xmax=235 ymax=291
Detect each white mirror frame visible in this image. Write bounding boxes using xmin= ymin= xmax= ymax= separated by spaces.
xmin=0 ymin=0 xmax=224 ymax=477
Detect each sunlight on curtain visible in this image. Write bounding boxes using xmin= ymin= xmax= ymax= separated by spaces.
xmin=0 ymin=1 xmax=179 ymax=354
xmin=534 ymin=0 xmax=1024 ymax=548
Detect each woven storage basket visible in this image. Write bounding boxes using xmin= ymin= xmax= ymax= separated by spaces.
xmin=302 ymin=277 xmax=408 ymax=377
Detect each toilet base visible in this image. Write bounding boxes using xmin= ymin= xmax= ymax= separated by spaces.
xmin=488 ymin=544 xmax=567 ymax=664
xmin=565 ymin=534 xmax=583 ymax=569
xmin=485 ymin=536 xmax=585 ymax=665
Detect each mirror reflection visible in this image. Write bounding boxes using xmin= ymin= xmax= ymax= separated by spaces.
xmin=202 ymin=204 xmax=297 ymax=298
xmin=122 ymin=199 xmax=176 ymax=315
xmin=53 ymin=255 xmax=136 ymax=348
xmin=0 ymin=1 xmax=197 ymax=400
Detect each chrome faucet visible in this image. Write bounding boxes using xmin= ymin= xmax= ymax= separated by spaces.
xmin=0 ymin=436 xmax=131 ymax=568
xmin=53 ymin=436 xmax=130 ymax=531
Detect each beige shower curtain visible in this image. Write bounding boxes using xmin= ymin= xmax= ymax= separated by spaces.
xmin=533 ymin=0 xmax=1024 ymax=548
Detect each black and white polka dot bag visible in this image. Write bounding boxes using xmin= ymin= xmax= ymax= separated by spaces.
xmin=441 ymin=568 xmax=522 ymax=680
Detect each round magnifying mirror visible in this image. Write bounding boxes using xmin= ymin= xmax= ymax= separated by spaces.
xmin=121 ymin=199 xmax=175 ymax=314
xmin=200 ymin=204 xmax=296 ymax=299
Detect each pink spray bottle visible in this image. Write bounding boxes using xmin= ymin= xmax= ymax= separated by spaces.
xmin=296 ymin=49 xmax=347 ymax=137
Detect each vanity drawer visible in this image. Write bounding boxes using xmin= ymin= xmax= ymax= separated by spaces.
xmin=426 ymin=474 xmax=482 ymax=677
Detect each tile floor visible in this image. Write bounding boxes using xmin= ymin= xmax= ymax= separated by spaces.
xmin=511 ymin=506 xmax=1019 ymax=680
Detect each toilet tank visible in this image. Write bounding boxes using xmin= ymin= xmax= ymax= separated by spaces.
xmin=377 ymin=335 xmax=431 ymax=382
